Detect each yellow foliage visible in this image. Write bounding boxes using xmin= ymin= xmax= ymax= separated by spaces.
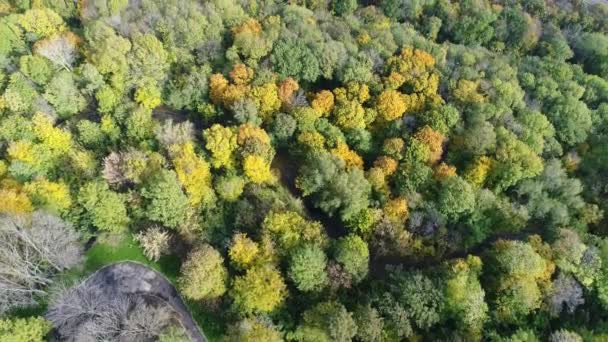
xmin=222 ymin=84 xmax=250 ymax=107
xmin=311 ymin=90 xmax=334 ymax=116
xmin=7 ymin=141 xmax=36 ymax=165
xmin=203 ymin=124 xmax=238 ymax=169
xmin=367 ymin=167 xmax=389 ymax=195
xmin=243 ymin=155 xmax=273 ymax=184
xmin=414 ymin=126 xmax=444 ymax=164
xmin=334 ymin=83 xmax=370 ymax=103
xmin=237 ymin=124 xmax=271 ymax=146
xmin=333 ymin=100 xmax=366 ymax=129
xmin=383 ymin=197 xmax=409 ymax=225
xmin=331 ymin=143 xmax=363 ymax=169
xmin=377 ymin=89 xmax=407 ymax=121
xmin=0 ymin=161 xmax=6 ymax=179
xmin=465 ymin=156 xmax=494 ymax=187
xmin=385 ymin=71 xmax=406 ymax=90
xmin=100 ymin=115 xmax=120 ymax=139
xmin=69 ymin=150 xmax=97 ymax=177
xmin=357 ymin=31 xmax=371 ymax=45
xmin=0 ymin=185 xmax=33 ymax=215
xmin=171 ymin=142 xmax=213 ymax=207
xmin=134 ymin=84 xmax=162 ymax=109
xmin=297 ymin=131 xmax=326 ymax=150
xmin=373 ymin=156 xmax=398 ymax=176
xmin=19 ymin=8 xmax=65 ymax=38
xmin=382 ymin=137 xmax=405 ymax=159
xmin=434 ymin=162 xmax=457 ymax=180
xmin=229 ymin=233 xmax=260 ymax=270
xmin=24 ymin=178 xmax=71 ymax=212
xmin=278 ymin=77 xmax=299 ymax=105
xmin=230 ymin=63 xmax=254 ymax=85
xmin=387 ymin=47 xmax=436 ymax=77
xmin=209 ymin=73 xmax=229 ymax=104
xmin=232 ymin=18 xmax=262 ymax=35
xmin=262 ymin=211 xmax=327 ymax=252
xmin=250 ymin=83 xmax=281 ymax=120
xmin=32 ymin=113 xmax=72 ymax=153
xmin=453 ymin=79 xmax=485 ymax=104
xmin=385 ymin=47 xmax=442 ymax=110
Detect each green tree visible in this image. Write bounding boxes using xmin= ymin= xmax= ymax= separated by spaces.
xmin=437 ymin=176 xmax=476 ymax=220
xmin=484 ymin=239 xmax=553 ymax=324
xmin=389 ymin=271 xmax=444 ymax=330
xmin=443 ymin=256 xmax=488 ymax=338
xmin=78 ymin=181 xmax=129 ymax=232
xmin=271 ymin=39 xmax=321 ymax=83
xmin=288 ymin=244 xmax=328 ymax=292
xmin=354 ymin=305 xmax=384 ymax=342
xmin=141 ymin=170 xmax=189 ymax=229
xmin=334 ymin=235 xmax=369 ymax=283
xmin=43 ymin=71 xmax=87 ymax=118
xmin=297 ymin=301 xmax=358 ymax=342
xmin=297 ymin=151 xmax=371 ymax=220
xmin=225 ymin=317 xmax=283 ymax=342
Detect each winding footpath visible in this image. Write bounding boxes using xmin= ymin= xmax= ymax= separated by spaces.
xmin=83 ymin=261 xmax=206 ymax=342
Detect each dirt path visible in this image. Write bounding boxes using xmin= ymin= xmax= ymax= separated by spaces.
xmin=84 ymin=261 xmax=206 ymax=342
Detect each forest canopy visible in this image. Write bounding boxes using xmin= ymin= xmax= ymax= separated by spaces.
xmin=2 ymin=0 xmax=608 ymax=341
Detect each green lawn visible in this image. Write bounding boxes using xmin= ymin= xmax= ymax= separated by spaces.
xmin=84 ymin=234 xmax=181 ymax=280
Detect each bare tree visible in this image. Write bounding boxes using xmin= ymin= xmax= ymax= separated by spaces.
xmin=102 ymin=149 xmax=150 ymax=187
xmin=155 ymin=120 xmax=194 ymax=148
xmin=48 ymin=282 xmax=176 ymax=342
xmin=34 ymin=33 xmax=79 ymax=71
xmin=121 ymin=297 xmax=174 ymax=340
xmin=134 ymin=226 xmax=171 ymax=262
xmin=102 ymin=151 xmax=128 ymax=187
xmin=0 ymin=212 xmax=82 ymax=314
xmin=547 ymin=273 xmax=584 ymax=317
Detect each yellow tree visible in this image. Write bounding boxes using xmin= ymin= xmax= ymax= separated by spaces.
xmin=464 ymin=156 xmax=494 ymax=187
xmin=230 ymin=63 xmax=254 ymax=85
xmin=32 ymin=113 xmax=72 ymax=154
xmin=243 ymin=155 xmax=274 ymax=184
xmin=209 ymin=73 xmax=229 ymax=104
xmin=376 ymin=89 xmax=407 ymax=121
xmin=203 ymin=124 xmax=238 ymax=169
xmin=414 ymin=126 xmax=444 ymax=164
xmin=24 ymin=178 xmax=71 ymax=213
xmin=297 ymin=131 xmax=326 ymax=150
xmin=385 ymin=47 xmax=442 ymax=107
xmin=311 ymin=90 xmax=335 ymax=116
xmin=250 ymin=83 xmax=281 ymax=121
xmin=278 ymin=77 xmax=299 ymax=107
xmin=0 ymin=181 xmax=33 ymax=215
xmin=383 ymin=197 xmax=409 ymax=226
xmin=434 ymin=162 xmax=457 ymax=180
xmin=229 ymin=233 xmax=260 ymax=270
xmin=453 ymin=79 xmax=485 ymax=104
xmin=231 ymin=264 xmax=287 ymax=314
xmin=331 ymin=143 xmax=363 ymax=169
xmin=19 ymin=8 xmax=65 ymax=39
xmin=171 ymin=142 xmax=214 ymax=207
xmin=262 ymin=211 xmax=327 ymax=253
xmin=373 ymin=156 xmax=398 ymax=176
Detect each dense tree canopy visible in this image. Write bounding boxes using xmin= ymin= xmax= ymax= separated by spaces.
xmin=2 ymin=0 xmax=608 ymax=340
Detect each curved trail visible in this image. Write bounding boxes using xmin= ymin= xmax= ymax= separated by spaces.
xmin=83 ymin=261 xmax=206 ymax=342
